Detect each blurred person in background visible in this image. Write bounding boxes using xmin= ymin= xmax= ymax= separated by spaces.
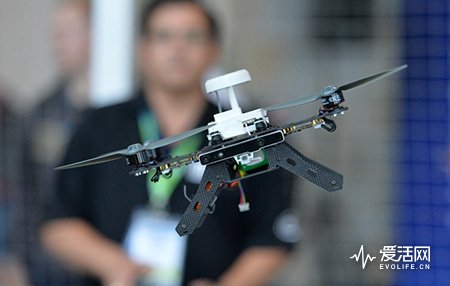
xmin=19 ymin=0 xmax=91 ymax=285
xmin=40 ymin=0 xmax=298 ymax=286
xmin=0 ymin=88 xmax=28 ymax=286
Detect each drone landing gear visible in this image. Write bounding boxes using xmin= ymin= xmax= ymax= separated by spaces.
xmin=265 ymin=142 xmax=343 ymax=192
xmin=321 ymin=117 xmax=337 ymax=132
xmin=175 ymin=142 xmax=343 ymax=236
xmin=176 ymin=161 xmax=231 ymax=236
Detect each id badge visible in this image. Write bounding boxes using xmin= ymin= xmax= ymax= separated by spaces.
xmin=123 ymin=209 xmax=187 ymax=286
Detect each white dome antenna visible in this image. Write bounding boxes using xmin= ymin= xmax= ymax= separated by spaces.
xmin=205 ymin=69 xmax=251 ymax=112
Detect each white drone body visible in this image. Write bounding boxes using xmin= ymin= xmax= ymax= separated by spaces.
xmin=205 ymin=69 xmax=269 ymax=141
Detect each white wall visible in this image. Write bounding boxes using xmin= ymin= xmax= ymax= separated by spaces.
xmin=0 ymin=0 xmax=58 ymax=112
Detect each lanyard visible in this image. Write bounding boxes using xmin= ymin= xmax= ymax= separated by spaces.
xmin=137 ymin=110 xmax=201 ymax=211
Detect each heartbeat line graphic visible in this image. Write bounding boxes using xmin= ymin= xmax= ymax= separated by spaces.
xmin=350 ymin=245 xmax=377 ymax=269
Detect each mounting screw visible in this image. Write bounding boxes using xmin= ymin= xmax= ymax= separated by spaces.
xmin=276 ymin=157 xmax=281 ymax=161
xmin=257 ymin=139 xmax=265 ymax=147
xmin=331 ymin=180 xmax=336 ymax=185
xmin=216 ymin=175 xmax=221 ymax=179
xmin=181 ymin=224 xmax=186 ymax=229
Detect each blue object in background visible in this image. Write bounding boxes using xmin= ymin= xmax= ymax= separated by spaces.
xmin=395 ymin=0 xmax=450 ymax=285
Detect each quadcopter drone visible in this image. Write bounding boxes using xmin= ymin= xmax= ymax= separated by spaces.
xmin=57 ymin=65 xmax=407 ymax=237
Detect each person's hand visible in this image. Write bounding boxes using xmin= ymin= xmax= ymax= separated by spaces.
xmin=189 ymin=278 xmax=218 ymax=286
xmin=101 ymin=259 xmax=150 ymax=286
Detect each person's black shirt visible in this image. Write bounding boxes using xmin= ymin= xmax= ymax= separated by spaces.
xmin=48 ymin=94 xmax=296 ymax=286
xmin=22 ymin=82 xmax=85 ymax=286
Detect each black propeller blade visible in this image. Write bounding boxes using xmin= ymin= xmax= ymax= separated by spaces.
xmin=142 ymin=124 xmax=212 ymax=150
xmin=56 ymin=123 xmax=214 ymax=170
xmin=264 ymin=93 xmax=322 ymax=112
xmin=264 ymin=65 xmax=407 ymax=112
xmin=337 ymin=65 xmax=407 ymax=92
xmin=55 ymin=150 xmax=128 ymax=170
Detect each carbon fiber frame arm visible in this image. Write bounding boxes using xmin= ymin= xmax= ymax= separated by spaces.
xmin=176 ymin=161 xmax=232 ymax=236
xmin=265 ymin=142 xmax=343 ymax=192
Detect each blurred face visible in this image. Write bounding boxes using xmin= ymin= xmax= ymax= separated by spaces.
xmin=53 ymin=1 xmax=90 ymax=77
xmin=140 ymin=3 xmax=219 ymax=93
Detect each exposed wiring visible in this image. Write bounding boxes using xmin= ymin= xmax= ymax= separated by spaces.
xmin=238 ymin=181 xmax=246 ymax=204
